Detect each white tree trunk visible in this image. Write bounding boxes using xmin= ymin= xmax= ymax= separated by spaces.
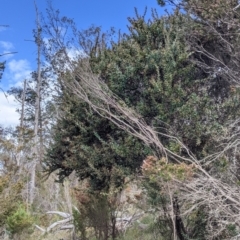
xmin=16 ymin=79 xmax=26 ymax=168
xmin=29 ymin=2 xmax=42 ymax=205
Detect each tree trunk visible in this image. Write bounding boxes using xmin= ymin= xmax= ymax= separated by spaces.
xmin=16 ymin=79 xmax=26 ymax=168
xmin=29 ymin=1 xmax=42 ymax=205
xmin=173 ymin=196 xmax=187 ymax=240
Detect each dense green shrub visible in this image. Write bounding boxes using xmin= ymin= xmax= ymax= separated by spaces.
xmin=6 ymin=205 xmax=33 ymax=235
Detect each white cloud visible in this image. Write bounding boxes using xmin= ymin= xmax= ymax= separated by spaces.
xmin=0 ymin=42 xmax=31 ymax=127
xmin=67 ymin=48 xmax=86 ymax=60
xmin=0 ymin=92 xmax=19 ymax=127
xmin=0 ymin=41 xmax=14 ymax=51
xmin=0 ymin=41 xmax=15 ymax=60
xmin=8 ymin=59 xmax=32 ymax=86
xmin=8 ymin=59 xmax=30 ymax=73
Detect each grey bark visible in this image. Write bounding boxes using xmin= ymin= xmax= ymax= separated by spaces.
xmin=29 ymin=1 xmax=42 ymax=205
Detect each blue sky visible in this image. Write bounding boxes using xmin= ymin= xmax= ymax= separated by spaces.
xmin=0 ymin=0 xmax=168 ymax=127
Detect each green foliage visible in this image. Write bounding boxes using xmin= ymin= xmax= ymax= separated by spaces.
xmin=46 ymin=3 xmax=240 ymax=193
xmin=46 ymin=12 xmax=208 ymax=192
xmin=73 ymin=208 xmax=88 ymax=240
xmin=226 ymin=224 xmax=238 ymax=237
xmin=6 ymin=205 xmax=33 ymax=235
xmin=89 ymin=12 xmax=224 ymax=157
xmin=45 ymin=93 xmax=151 ymax=190
xmin=45 ymin=2 xmax=240 ymax=239
xmin=0 ymin=175 xmax=23 ymax=227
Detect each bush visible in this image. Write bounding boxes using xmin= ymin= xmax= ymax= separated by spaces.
xmin=6 ymin=205 xmax=33 ymax=235
xmin=0 ymin=176 xmax=23 ymax=227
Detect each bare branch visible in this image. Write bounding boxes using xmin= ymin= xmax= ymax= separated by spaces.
xmin=0 ymin=52 xmax=17 ymax=57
